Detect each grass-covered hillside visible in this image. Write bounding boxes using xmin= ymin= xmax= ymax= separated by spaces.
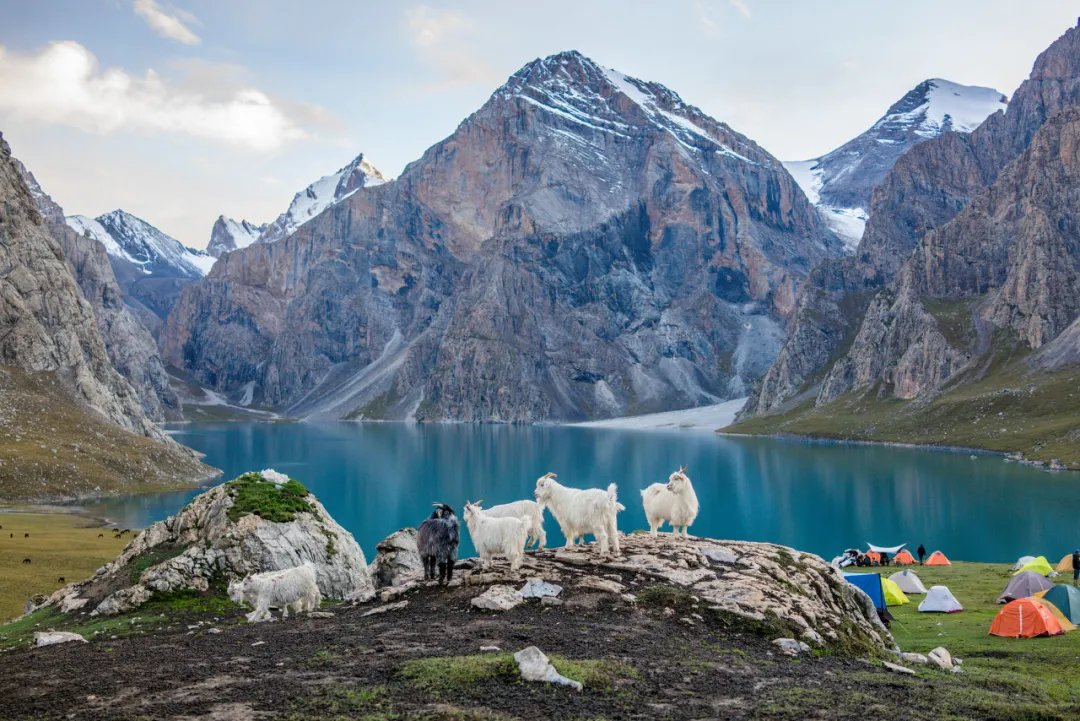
xmin=729 ymin=343 xmax=1080 ymax=469
xmin=0 ymin=367 xmax=217 ymax=501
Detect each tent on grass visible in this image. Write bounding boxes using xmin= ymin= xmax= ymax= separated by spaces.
xmin=1042 ymin=584 xmax=1080 ymax=624
xmin=865 ymin=551 xmax=881 ymax=564
xmin=1012 ymin=555 xmax=1037 ymax=571
xmin=998 ymin=570 xmax=1055 ymax=603
xmin=1032 ymin=598 xmax=1076 ymax=632
xmin=918 ymin=585 xmax=963 ymax=613
xmin=1014 ymin=556 xmax=1055 ymax=576
xmin=925 ymin=550 xmax=951 ymax=566
xmin=843 ymin=572 xmax=884 ymax=610
xmin=989 ymin=598 xmax=1064 ymax=638
xmin=1055 ymin=553 xmax=1078 ymax=573
xmin=881 ymin=577 xmax=910 ymax=606
xmin=894 ymin=549 xmax=916 ymax=565
xmin=889 ymin=570 xmax=928 ymax=594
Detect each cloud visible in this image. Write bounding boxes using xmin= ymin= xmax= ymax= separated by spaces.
xmin=133 ymin=0 xmax=201 ymax=45
xmin=728 ymin=0 xmax=751 ymax=19
xmin=405 ymin=5 xmax=497 ymax=90
xmin=0 ymin=41 xmax=310 ymax=152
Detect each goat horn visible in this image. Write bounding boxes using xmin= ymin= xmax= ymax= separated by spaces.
xmin=475 ymin=499 xmax=483 ymax=506
xmin=543 ymin=471 xmax=557 ymax=479
xmin=432 ymin=502 xmax=442 ymax=507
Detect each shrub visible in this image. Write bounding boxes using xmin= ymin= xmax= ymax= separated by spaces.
xmin=225 ymin=472 xmax=312 ymax=523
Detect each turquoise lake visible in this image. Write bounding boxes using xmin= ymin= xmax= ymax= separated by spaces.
xmin=86 ymin=422 xmax=1080 ymax=563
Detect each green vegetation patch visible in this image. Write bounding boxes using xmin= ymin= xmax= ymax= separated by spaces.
xmin=400 ymin=653 xmax=636 ymax=696
xmin=128 ymin=544 xmax=187 ymax=584
xmin=282 ymin=684 xmax=394 ymax=720
xmin=225 ymin=472 xmax=312 ymax=523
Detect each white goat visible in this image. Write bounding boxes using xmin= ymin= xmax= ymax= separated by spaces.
xmin=228 ymin=562 xmax=321 ymax=623
xmin=641 ymin=466 xmax=699 ymax=537
xmin=463 ymin=501 xmax=530 ymax=571
xmin=533 ymin=473 xmax=621 ymax=556
xmin=482 ymin=499 xmax=546 ymax=549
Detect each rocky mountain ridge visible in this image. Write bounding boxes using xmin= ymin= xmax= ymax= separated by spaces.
xmin=162 ymin=50 xmax=841 ymax=421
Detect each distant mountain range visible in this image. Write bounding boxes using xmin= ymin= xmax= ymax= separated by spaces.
xmin=785 ymin=79 xmax=1007 ymax=249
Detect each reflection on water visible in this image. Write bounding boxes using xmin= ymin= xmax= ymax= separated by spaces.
xmin=84 ymin=422 xmax=1080 ymax=562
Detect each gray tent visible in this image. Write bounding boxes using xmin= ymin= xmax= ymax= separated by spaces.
xmin=997 ymin=570 xmax=1054 ymax=603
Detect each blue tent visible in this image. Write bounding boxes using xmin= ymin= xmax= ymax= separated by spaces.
xmin=844 ymin=572 xmax=885 ymax=610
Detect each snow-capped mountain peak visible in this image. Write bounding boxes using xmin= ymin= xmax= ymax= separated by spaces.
xmin=875 ymin=78 xmax=1007 ymax=139
xmin=257 ymin=153 xmax=387 ymax=245
xmin=66 ymin=209 xmax=214 ymax=277
xmin=207 ymin=215 xmax=266 ymax=258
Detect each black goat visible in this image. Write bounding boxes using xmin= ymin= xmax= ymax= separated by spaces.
xmin=22 ymin=558 xmax=31 ymax=565
xmin=416 ymin=502 xmax=459 ymax=585
xmin=57 ymin=576 xmax=65 ymax=583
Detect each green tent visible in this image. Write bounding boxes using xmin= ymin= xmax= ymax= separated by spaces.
xmin=1014 ymin=556 xmax=1055 ymax=576
xmin=1043 ymin=584 xmax=1080 ymax=624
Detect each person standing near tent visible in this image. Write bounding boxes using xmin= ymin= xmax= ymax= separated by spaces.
xmin=917 ymin=544 xmax=926 ymax=565
xmin=1072 ymin=548 xmax=1079 ymax=587
xmin=881 ymin=551 xmax=891 ymax=566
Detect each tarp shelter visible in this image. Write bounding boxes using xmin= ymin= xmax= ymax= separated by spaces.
xmin=894 ymin=549 xmax=916 ymax=565
xmin=1032 ymin=598 xmax=1076 ymax=632
xmin=843 ymin=572 xmax=885 ymax=610
xmin=1055 ymin=553 xmax=1078 ymax=573
xmin=918 ymin=585 xmax=963 ymax=613
xmin=867 ymin=543 xmax=906 ymax=555
xmin=1012 ymin=555 xmax=1037 ymax=571
xmin=998 ymin=570 xmax=1055 ymax=603
xmin=1042 ymin=584 xmax=1080 ymax=624
xmin=890 ymin=570 xmax=928 ymax=594
xmin=925 ymin=551 xmax=951 ymax=566
xmin=990 ymin=598 xmax=1064 ymax=638
xmin=881 ymin=578 xmax=910 ymax=606
xmin=1014 ymin=556 xmax=1055 ymax=576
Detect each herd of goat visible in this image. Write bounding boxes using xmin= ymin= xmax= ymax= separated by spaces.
xmin=417 ymin=468 xmax=700 ymax=584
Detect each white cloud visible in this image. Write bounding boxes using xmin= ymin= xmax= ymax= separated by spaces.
xmin=728 ymin=0 xmax=751 ymax=19
xmin=0 ymin=41 xmax=310 ymax=152
xmin=405 ymin=5 xmax=497 ymax=90
xmin=133 ymin=0 xmax=201 ymax=45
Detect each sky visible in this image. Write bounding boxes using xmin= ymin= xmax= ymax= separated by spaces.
xmin=1 ymin=1 xmax=1076 ymax=248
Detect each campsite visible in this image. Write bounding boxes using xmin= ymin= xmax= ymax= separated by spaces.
xmin=844 ymin=560 xmax=1080 ymax=705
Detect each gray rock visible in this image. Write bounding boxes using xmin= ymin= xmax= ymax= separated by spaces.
xmin=928 ymin=646 xmax=953 ymax=671
xmin=882 ymin=661 xmax=916 ymax=676
xmin=471 ymin=585 xmax=524 ymax=612
xmin=33 ymin=631 xmax=87 ymax=647
xmin=576 ymin=576 xmax=625 ymax=594
xmin=520 ymin=579 xmax=563 ymax=599
xmin=900 ymin=652 xmax=929 ymax=665
xmin=361 ymin=601 xmax=408 ymax=617
xmin=772 ymin=638 xmax=811 ymax=656
xmin=368 ymin=528 xmax=422 ymax=589
xmin=513 ymin=646 xmax=582 ymax=691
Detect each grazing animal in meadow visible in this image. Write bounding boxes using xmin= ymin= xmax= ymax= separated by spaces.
xmin=227 ymin=563 xmax=321 ymax=623
xmin=57 ymin=577 xmax=64 ymax=583
xmin=24 ymin=533 xmax=29 ymax=538
xmin=97 ymin=533 xmax=103 ymax=538
xmin=641 ymin=466 xmax=699 ymax=538
xmin=533 ymin=473 xmax=622 ymax=556
xmin=22 ymin=558 xmax=31 ymax=564
xmin=416 ymin=503 xmax=460 ymax=584
xmin=463 ymin=501 xmax=530 ymax=571
xmin=482 ymin=499 xmax=546 ymax=549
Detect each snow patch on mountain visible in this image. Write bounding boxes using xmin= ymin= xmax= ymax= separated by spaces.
xmin=66 ymin=210 xmax=213 ymax=277
xmin=899 ymin=78 xmax=1007 ymax=137
xmin=207 ymin=216 xmax=266 ymax=258
xmin=258 ymin=154 xmax=386 ymax=244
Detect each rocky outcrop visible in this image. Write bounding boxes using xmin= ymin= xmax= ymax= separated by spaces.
xmin=163 ymin=51 xmax=840 ymax=421
xmin=40 ymin=472 xmax=375 ymax=616
xmin=207 ymin=216 xmax=266 ymax=258
xmin=368 ymin=528 xmax=422 ymax=589
xmin=12 ymin=158 xmax=179 ymax=420
xmin=743 ymin=25 xmax=1080 ymax=418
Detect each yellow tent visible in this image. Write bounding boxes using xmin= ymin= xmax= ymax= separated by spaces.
xmin=1033 ymin=597 xmax=1077 ymax=632
xmin=882 ymin=577 xmax=910 ymax=606
xmin=1014 ymin=556 xmax=1055 ymax=576
xmin=1056 ymin=554 xmax=1075 ymax=573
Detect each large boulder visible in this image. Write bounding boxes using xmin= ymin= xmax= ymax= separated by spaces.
xmin=368 ymin=528 xmax=422 ymax=589
xmin=40 ymin=471 xmax=374 ymax=616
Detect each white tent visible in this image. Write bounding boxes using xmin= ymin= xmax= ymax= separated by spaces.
xmin=867 ymin=542 xmax=906 ymax=554
xmin=889 ymin=570 xmax=928 ymax=595
xmin=1011 ymin=555 xmax=1036 ymax=571
xmin=918 ymin=585 xmax=964 ymax=613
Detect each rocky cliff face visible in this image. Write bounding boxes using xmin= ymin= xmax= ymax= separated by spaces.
xmin=12 ymin=160 xmax=180 ymax=421
xmin=207 ymin=215 xmax=266 ymax=258
xmin=744 ymin=25 xmax=1080 ymax=417
xmin=163 ymin=51 xmax=840 ymax=421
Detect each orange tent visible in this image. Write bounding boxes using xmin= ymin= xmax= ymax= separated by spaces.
xmin=990 ymin=598 xmax=1065 ymax=638
xmin=925 ymin=551 xmax=951 ymax=566
xmin=894 ymin=550 xmax=916 ymax=565
xmin=865 ymin=551 xmax=881 ymax=564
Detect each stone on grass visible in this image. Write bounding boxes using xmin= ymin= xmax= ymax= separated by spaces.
xmin=513 ymin=646 xmax=582 ymax=691
xmin=882 ymin=661 xmax=916 ymax=676
xmin=33 ymin=631 xmax=86 ymax=647
xmin=471 ymin=585 xmax=524 ymax=611
xmin=900 ymin=652 xmax=928 ymax=665
xmin=928 ymin=647 xmax=953 ymax=670
xmin=771 ymin=638 xmax=811 ymax=656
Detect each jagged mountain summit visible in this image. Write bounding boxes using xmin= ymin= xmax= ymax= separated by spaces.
xmin=66 ymin=210 xmax=214 ymax=278
xmin=207 ymin=216 xmax=266 ymax=258
xmin=785 ymin=79 xmax=1007 ymax=249
xmin=163 ymin=50 xmax=840 ymax=422
xmin=256 ymin=153 xmax=387 ymax=245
